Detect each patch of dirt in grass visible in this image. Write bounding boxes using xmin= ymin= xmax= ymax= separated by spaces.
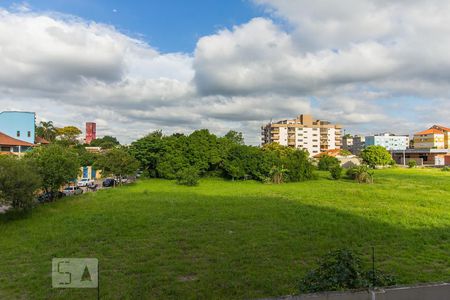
xmin=177 ymin=274 xmax=198 ymax=282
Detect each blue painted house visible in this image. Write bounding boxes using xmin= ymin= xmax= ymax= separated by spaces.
xmin=0 ymin=111 xmax=36 ymax=144
xmin=0 ymin=111 xmax=36 ymax=154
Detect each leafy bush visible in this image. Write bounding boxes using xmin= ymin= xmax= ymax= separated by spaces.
xmin=442 ymin=166 xmax=450 ymax=172
xmin=95 ymin=148 xmax=140 ymax=184
xmin=284 ymin=149 xmax=315 ymax=182
xmin=0 ymin=156 xmax=41 ymax=211
xmin=347 ymin=165 xmax=374 ymax=184
xmin=329 ymin=165 xmax=343 ymax=180
xmin=408 ymin=160 xmax=417 ymax=168
xmin=318 ymin=155 xmax=340 ymax=171
xmin=299 ymin=249 xmax=396 ymax=293
xmin=361 ymin=146 xmax=393 ymax=168
xmin=25 ymin=144 xmax=80 ymax=193
xmin=176 ymin=167 xmax=200 ymax=186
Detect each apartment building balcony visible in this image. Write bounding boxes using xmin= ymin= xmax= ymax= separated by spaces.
xmin=271 ymin=134 xmax=280 ymax=139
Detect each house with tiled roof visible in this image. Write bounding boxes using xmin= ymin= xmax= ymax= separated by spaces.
xmin=413 ymin=127 xmax=447 ymax=149
xmin=0 ymin=111 xmax=36 ymax=155
xmin=0 ymin=131 xmax=34 ymax=155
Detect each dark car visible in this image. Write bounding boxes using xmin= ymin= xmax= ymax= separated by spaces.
xmin=37 ymin=191 xmax=65 ymax=203
xmin=102 ymin=178 xmax=118 ymax=187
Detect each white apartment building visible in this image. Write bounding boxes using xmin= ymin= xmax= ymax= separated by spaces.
xmin=365 ymin=133 xmax=409 ymax=151
xmin=261 ymin=114 xmax=342 ymax=156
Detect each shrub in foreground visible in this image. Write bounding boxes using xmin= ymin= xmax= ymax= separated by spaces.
xmin=176 ymin=167 xmax=200 ymax=186
xmin=361 ymin=146 xmax=393 ymax=168
xmin=299 ymin=249 xmax=396 ymax=293
xmin=0 ymin=156 xmax=41 ymax=211
xmin=347 ymin=165 xmax=374 ymax=184
xmin=442 ymin=166 xmax=450 ymax=172
xmin=329 ymin=165 xmax=343 ymax=180
xmin=408 ymin=160 xmax=417 ymax=168
xmin=25 ymin=144 xmax=80 ymax=194
xmin=318 ymin=155 xmax=340 ymax=171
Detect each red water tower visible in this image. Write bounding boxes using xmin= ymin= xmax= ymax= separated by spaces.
xmin=85 ymin=122 xmax=96 ymax=145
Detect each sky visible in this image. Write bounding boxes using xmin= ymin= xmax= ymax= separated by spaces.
xmin=1 ymin=0 xmax=450 ymax=144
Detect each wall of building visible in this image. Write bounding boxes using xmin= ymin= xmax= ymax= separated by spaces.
xmin=0 ymin=111 xmax=35 ymax=144
xmin=85 ymin=122 xmax=97 ymax=145
xmin=279 ymin=127 xmax=288 ymax=146
xmin=365 ymin=135 xmax=408 ymax=151
xmin=414 ymin=134 xmax=445 ymax=149
xmin=78 ymin=166 xmax=102 ymax=180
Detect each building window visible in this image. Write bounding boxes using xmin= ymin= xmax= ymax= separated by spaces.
xmin=16 ymin=131 xmax=20 ymax=137
xmin=27 ymin=131 xmax=31 ymax=137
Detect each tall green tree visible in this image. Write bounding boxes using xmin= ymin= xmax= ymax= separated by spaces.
xmin=129 ymin=131 xmax=165 ymax=177
xmin=25 ymin=144 xmax=80 ymax=193
xmin=95 ymin=148 xmax=140 ymax=184
xmin=224 ymin=130 xmax=244 ymax=145
xmin=90 ymin=136 xmax=120 ymax=149
xmin=361 ymin=146 xmax=393 ymax=168
xmin=0 ymin=156 xmax=41 ymax=211
xmin=318 ymin=155 xmax=340 ymax=171
xmin=56 ymin=126 xmax=82 ymax=144
xmin=73 ymin=145 xmax=99 ymax=167
xmin=36 ymin=121 xmax=57 ymax=141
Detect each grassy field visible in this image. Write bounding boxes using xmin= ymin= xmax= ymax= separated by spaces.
xmin=0 ymin=168 xmax=449 ymax=299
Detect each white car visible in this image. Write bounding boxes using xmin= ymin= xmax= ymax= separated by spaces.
xmin=63 ymin=186 xmax=84 ymax=196
xmin=77 ymin=178 xmax=94 ymax=187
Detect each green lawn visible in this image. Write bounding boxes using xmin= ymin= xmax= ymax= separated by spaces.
xmin=0 ymin=168 xmax=449 ymax=299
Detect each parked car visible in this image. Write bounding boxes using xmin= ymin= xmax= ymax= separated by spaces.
xmin=102 ymin=178 xmax=118 ymax=187
xmin=77 ymin=178 xmax=94 ymax=187
xmin=37 ymin=191 xmax=65 ymax=203
xmin=119 ymin=176 xmax=135 ymax=184
xmin=86 ymin=181 xmax=99 ymax=190
xmin=62 ymin=186 xmax=84 ymax=196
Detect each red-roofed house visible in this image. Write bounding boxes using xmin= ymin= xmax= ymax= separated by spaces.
xmin=35 ymin=136 xmax=50 ymax=145
xmin=431 ymin=125 xmax=450 ymax=149
xmin=0 ymin=131 xmax=34 ymax=156
xmin=413 ymin=127 xmax=446 ymax=149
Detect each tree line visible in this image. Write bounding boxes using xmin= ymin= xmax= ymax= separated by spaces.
xmin=0 ymin=144 xmax=138 ymax=212
xmin=129 ymin=129 xmax=315 ymax=185
xmin=2 ymin=123 xmax=395 ymax=213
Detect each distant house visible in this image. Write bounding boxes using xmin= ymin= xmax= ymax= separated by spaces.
xmin=0 ymin=111 xmax=44 ymax=155
xmin=313 ymin=149 xmax=361 ymax=168
xmin=413 ymin=127 xmax=449 ymax=149
xmin=0 ymin=111 xmax=35 ymax=144
xmin=35 ymin=136 xmax=50 ymax=145
xmin=0 ymin=131 xmax=34 ymax=155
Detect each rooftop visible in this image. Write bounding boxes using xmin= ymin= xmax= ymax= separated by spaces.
xmin=0 ymin=131 xmax=34 ymax=147
xmin=415 ymin=128 xmax=444 ymax=135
